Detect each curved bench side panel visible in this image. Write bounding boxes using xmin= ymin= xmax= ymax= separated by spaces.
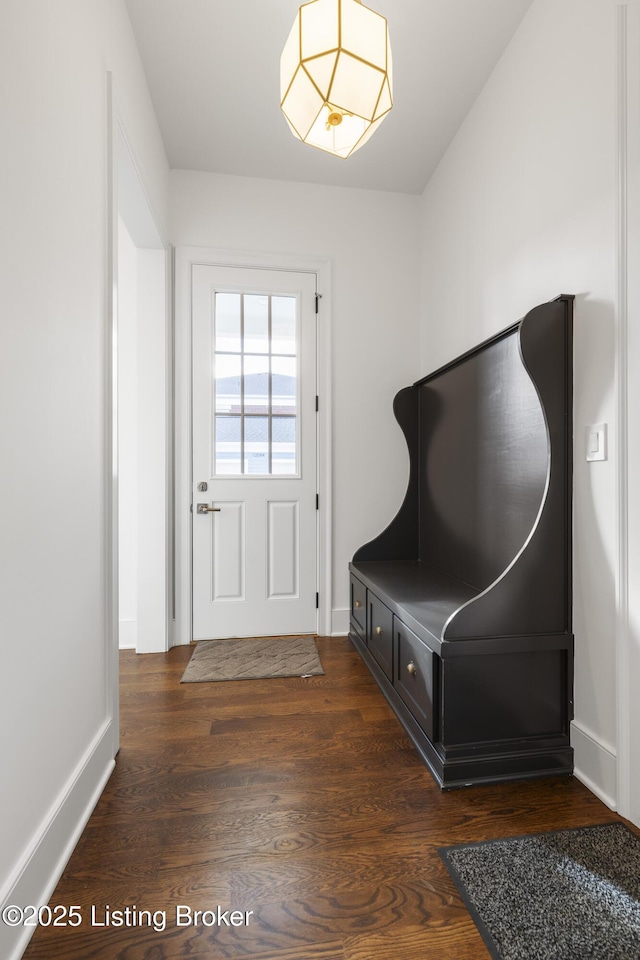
xmin=444 ymin=297 xmax=573 ymax=640
xmin=418 ymin=325 xmax=548 ymax=597
xmin=353 ymin=385 xmax=420 ymax=563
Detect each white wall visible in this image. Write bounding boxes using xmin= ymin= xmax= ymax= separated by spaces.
xmin=170 ymin=171 xmax=420 ymax=632
xmin=0 ymin=2 xmax=168 ymax=957
xmin=418 ymin=0 xmax=621 ymax=806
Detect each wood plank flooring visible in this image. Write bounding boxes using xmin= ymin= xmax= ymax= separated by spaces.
xmin=22 ymin=637 xmax=625 ymax=960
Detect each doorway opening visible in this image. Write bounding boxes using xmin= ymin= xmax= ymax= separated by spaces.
xmin=116 ymin=128 xmax=171 ymax=656
xmin=107 ymin=75 xmax=172 ymax=763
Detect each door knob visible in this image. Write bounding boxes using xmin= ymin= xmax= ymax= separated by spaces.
xmin=197 ymin=503 xmax=221 ymax=514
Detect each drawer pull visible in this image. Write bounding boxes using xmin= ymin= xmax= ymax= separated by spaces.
xmin=407 ymin=661 xmax=417 ymax=676
xmin=375 ymin=626 xmax=383 ymax=635
xmin=355 ymin=600 xmax=362 ymax=608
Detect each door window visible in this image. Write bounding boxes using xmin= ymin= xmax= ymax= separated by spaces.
xmin=213 ymin=292 xmax=298 ymax=476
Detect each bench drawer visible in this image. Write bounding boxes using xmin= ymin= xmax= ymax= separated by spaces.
xmin=350 ymin=575 xmax=366 ymax=637
xmin=394 ymin=619 xmax=437 ymax=742
xmin=367 ymin=593 xmax=393 ymax=681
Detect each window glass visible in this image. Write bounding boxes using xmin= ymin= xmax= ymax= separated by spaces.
xmin=214 ymin=354 xmax=241 ymax=415
xmin=212 ymin=293 xmax=299 ymax=475
xmin=272 ymin=416 xmax=297 ymax=475
xmin=214 ymin=415 xmax=241 ymax=474
xmin=272 ymin=296 xmax=296 ymax=355
xmin=214 ymin=293 xmax=241 ymax=353
xmin=244 ymin=295 xmax=269 ymax=354
xmin=244 ymin=417 xmax=270 ymax=474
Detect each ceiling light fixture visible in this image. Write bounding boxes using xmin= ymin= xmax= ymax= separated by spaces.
xmin=280 ymin=0 xmax=393 ymax=159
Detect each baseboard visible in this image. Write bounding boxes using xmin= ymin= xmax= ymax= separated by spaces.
xmin=171 ymin=631 xmax=191 ymax=648
xmin=571 ymin=719 xmax=617 ymax=810
xmin=118 ymin=618 xmax=137 ymax=650
xmin=1 ymin=720 xmax=115 ymax=960
xmin=169 ymin=613 xmax=348 ymax=645
xmin=331 ymin=607 xmax=349 ymax=637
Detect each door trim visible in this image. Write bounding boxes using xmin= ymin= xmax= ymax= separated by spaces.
xmin=174 ymin=247 xmax=333 ymax=644
xmin=615 ymin=1 xmax=640 ymax=825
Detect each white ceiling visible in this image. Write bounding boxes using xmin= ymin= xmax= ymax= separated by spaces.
xmin=125 ymin=0 xmax=533 ymax=195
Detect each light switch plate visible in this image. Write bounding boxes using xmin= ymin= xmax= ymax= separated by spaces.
xmin=586 ymin=423 xmax=607 ymax=462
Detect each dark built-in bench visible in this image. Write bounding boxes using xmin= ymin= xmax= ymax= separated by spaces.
xmin=349 ymin=296 xmax=574 ymax=788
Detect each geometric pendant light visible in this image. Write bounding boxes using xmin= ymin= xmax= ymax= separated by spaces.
xmin=280 ymin=0 xmax=393 ymax=159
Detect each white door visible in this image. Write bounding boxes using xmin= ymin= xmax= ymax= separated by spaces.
xmin=191 ymin=265 xmax=318 ymax=640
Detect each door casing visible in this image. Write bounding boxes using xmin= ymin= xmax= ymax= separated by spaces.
xmin=174 ymin=247 xmax=333 ymax=645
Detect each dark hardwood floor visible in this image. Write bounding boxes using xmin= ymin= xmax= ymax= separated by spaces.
xmin=22 ymin=637 xmax=624 ymax=959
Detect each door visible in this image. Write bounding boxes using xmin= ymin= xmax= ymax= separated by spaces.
xmin=191 ymin=265 xmax=318 ymax=639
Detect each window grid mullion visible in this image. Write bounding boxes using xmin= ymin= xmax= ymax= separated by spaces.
xmin=240 ymin=294 xmax=245 ymax=474
xmin=268 ymin=295 xmax=273 ymax=474
xmin=212 ymin=291 xmax=217 ymax=476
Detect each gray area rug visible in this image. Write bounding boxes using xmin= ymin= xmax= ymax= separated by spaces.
xmin=180 ymin=635 xmax=324 ymax=683
xmin=440 ymin=822 xmax=640 ymax=960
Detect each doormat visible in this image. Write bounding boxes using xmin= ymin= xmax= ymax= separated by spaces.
xmin=439 ymin=822 xmax=640 ymax=960
xmin=180 ymin=635 xmax=324 ymax=683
